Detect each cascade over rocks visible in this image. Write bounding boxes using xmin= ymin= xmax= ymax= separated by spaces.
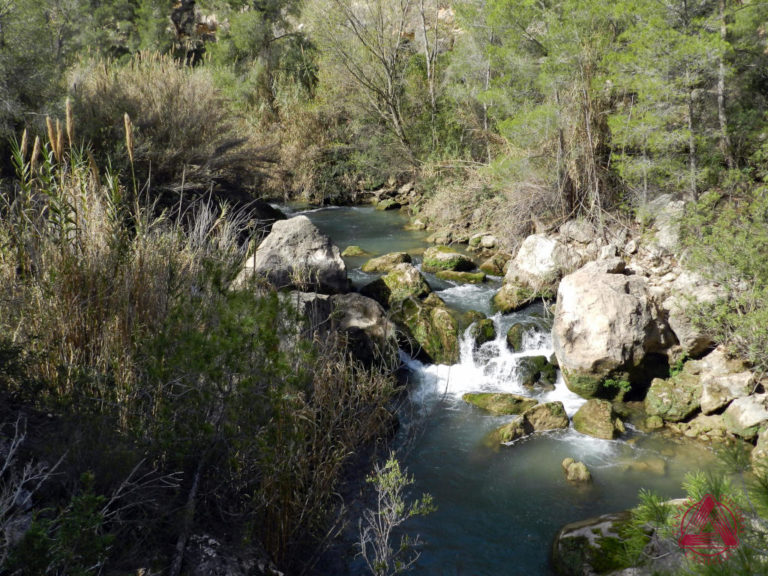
xmin=240 ymin=215 xmax=349 ymax=294
xmin=553 ymin=258 xmax=673 ymax=399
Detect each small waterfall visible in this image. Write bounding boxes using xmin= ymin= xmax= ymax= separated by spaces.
xmin=402 ymin=312 xmax=586 ymax=417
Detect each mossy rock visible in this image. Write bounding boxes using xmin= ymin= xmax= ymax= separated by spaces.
xmin=518 ymin=355 xmax=558 ymax=389
xmin=470 ymin=319 xmax=496 ymax=347
xmin=562 ymin=370 xmax=632 ymax=401
xmin=375 ymin=199 xmax=401 ymax=211
xmin=396 ymin=296 xmax=459 ymax=365
xmin=361 ymin=252 xmax=413 ymax=273
xmin=552 ymin=512 xmax=633 ymax=576
xmin=360 ymin=263 xmax=430 ymax=308
xmin=479 ymin=253 xmax=511 ymax=275
xmin=435 ymin=270 xmax=486 ymax=284
xmin=523 ymin=401 xmax=569 ymax=431
xmin=573 ymin=399 xmax=623 ymax=440
xmin=421 ymin=246 xmax=475 ymax=273
xmin=341 ymin=245 xmax=366 ymax=257
xmin=487 ymin=418 xmax=528 ymax=444
xmin=644 ymin=371 xmax=702 ymax=423
xmin=493 ymin=284 xmax=552 ymax=313
xmin=506 ymin=323 xmax=527 ymax=351
xmin=458 ymin=309 xmax=486 ymax=331
xmin=462 ymin=392 xmax=537 ymax=415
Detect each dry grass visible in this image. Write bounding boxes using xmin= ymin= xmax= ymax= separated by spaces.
xmin=418 ymin=166 xmax=558 ymax=252
xmin=68 ymin=52 xmax=269 ymax=194
xmin=0 ymin=125 xmax=247 ymax=423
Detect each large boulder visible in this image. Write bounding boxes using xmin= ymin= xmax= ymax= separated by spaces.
xmin=281 ymin=291 xmax=397 ymax=366
xmin=241 ymin=215 xmax=348 ymax=294
xmin=553 ymin=258 xmax=672 ymax=399
xmin=573 ymin=399 xmax=623 ymax=439
xmin=396 ymin=294 xmax=460 ymax=365
xmin=723 ymin=394 xmax=768 ymax=440
xmin=361 ymin=252 xmax=412 ymax=273
xmin=360 ymin=263 xmax=431 ymax=308
xmin=462 ymin=392 xmax=537 ymax=415
xmin=661 ymin=271 xmax=722 ymax=357
xmin=493 ymin=234 xmax=581 ymax=313
xmin=421 ymin=246 xmax=475 ymax=273
xmin=331 ymin=293 xmax=398 ymax=366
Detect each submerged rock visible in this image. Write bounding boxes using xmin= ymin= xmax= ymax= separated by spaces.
xmin=553 ymin=258 xmax=672 ymax=399
xmin=421 ymin=246 xmax=475 ymax=272
xmin=361 ymin=251 xmax=412 ymax=273
xmin=573 ymin=399 xmax=623 ymax=440
xmin=241 ymin=215 xmax=348 ymax=294
xmin=562 ymin=458 xmax=592 ymax=483
xmin=435 ymin=270 xmax=486 ymax=284
xmin=341 ymin=245 xmax=366 ymax=257
xmin=462 ymin=392 xmax=537 ymax=415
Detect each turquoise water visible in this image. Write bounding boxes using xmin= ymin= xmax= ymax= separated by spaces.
xmin=292 ymin=205 xmax=721 ymax=576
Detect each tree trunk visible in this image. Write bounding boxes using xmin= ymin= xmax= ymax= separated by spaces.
xmin=717 ymin=0 xmax=735 ymax=169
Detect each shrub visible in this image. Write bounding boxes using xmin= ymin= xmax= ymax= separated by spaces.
xmin=680 ymin=188 xmax=768 ymax=373
xmin=68 ymin=52 xmax=268 ymax=195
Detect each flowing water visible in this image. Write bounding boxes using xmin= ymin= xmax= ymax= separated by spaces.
xmin=287 ymin=204 xmax=721 ymax=576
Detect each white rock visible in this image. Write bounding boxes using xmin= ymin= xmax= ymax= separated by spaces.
xmin=241 ymin=215 xmax=348 ymax=294
xmin=723 ymin=394 xmax=768 ymax=439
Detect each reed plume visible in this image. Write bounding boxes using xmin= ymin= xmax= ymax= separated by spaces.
xmin=66 ymin=98 xmax=74 ymax=150
xmin=124 ymin=113 xmax=134 ymax=165
xmin=31 ymin=136 xmax=41 ymax=174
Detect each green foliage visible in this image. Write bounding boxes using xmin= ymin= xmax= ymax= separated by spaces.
xmin=7 ymin=473 xmax=114 ymax=576
xmin=359 ymin=454 xmax=436 ymax=576
xmin=680 ymin=188 xmax=768 ymax=373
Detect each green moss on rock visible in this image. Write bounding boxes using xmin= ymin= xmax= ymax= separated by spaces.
xmin=493 ymin=284 xmax=552 ymax=313
xmin=644 ymin=370 xmax=702 ymax=423
xmin=361 ymin=252 xmax=412 ymax=273
xmin=375 ymin=199 xmax=401 ymax=211
xmin=397 ymin=296 xmax=459 ymax=364
xmin=470 ymin=319 xmax=496 ymax=347
xmin=573 ymin=399 xmax=623 ymax=439
xmin=341 ymin=245 xmax=367 ymax=257
xmin=462 ymin=392 xmax=537 ymax=415
xmin=421 ymin=246 xmax=475 ymax=273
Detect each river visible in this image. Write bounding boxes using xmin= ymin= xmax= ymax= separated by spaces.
xmin=287 ymin=204 xmax=721 ymax=576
